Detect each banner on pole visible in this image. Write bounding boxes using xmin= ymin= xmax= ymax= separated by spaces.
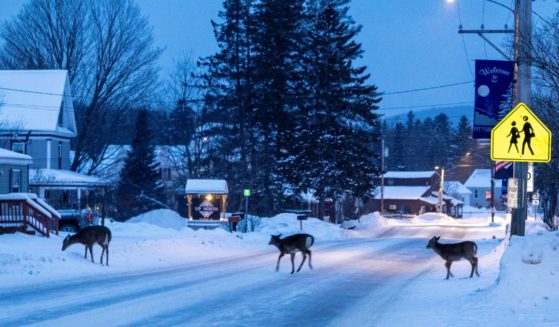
xmin=473 ymin=60 xmax=515 ymax=139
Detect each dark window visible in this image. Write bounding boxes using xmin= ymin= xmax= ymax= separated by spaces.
xmin=474 ymin=190 xmax=478 ymax=198
xmin=58 ymin=101 xmax=64 ymax=126
xmin=58 ymin=142 xmax=62 ymax=169
xmin=11 ymin=142 xmax=25 ymax=154
xmin=10 ymin=169 xmax=21 ymax=193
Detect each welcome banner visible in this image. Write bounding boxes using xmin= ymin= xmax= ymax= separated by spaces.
xmin=473 ymin=59 xmax=514 ymax=139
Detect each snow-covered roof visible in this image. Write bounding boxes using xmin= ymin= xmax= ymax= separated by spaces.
xmin=464 ymin=169 xmax=492 ymax=188
xmin=0 ymin=147 xmax=32 ymax=165
xmin=185 ymin=179 xmax=228 ymax=194
xmin=0 ymin=70 xmax=76 ymax=137
xmin=373 ymin=186 xmax=431 ymax=200
xmin=444 ymin=181 xmax=472 ymax=195
xmin=419 ymin=196 xmax=439 ymax=205
xmin=383 ymin=171 xmax=436 ymax=179
xmin=30 ymin=169 xmax=109 ymax=187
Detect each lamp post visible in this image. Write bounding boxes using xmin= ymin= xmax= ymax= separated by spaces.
xmin=435 ymin=166 xmax=445 ymax=214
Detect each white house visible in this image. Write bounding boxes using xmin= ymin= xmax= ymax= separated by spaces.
xmin=0 ymin=70 xmax=109 ymax=210
xmin=464 ymin=169 xmax=502 ymax=209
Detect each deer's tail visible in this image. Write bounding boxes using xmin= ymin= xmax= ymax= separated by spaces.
xmin=307 ymin=235 xmax=315 ymax=248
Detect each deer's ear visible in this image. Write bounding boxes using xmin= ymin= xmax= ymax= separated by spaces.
xmin=436 ymin=236 xmax=441 ymax=240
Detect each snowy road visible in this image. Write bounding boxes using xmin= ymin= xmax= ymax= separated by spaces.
xmin=0 ymin=224 xmax=501 ymax=327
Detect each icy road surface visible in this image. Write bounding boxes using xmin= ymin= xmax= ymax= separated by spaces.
xmin=0 ymin=224 xmax=503 ymax=327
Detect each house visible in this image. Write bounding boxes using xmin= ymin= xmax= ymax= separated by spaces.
xmin=0 ymin=148 xmax=32 ymax=194
xmin=444 ymin=181 xmax=472 ymax=207
xmin=0 ymin=70 xmax=109 ymax=212
xmin=365 ymin=171 xmax=462 ymax=216
xmin=464 ymin=169 xmax=503 ymax=209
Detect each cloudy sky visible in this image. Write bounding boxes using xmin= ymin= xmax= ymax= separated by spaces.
xmin=0 ymin=0 xmax=558 ymax=116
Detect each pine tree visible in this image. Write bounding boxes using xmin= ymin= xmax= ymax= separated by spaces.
xmin=250 ymin=0 xmax=308 ymax=214
xmin=287 ymin=0 xmax=381 ymax=214
xmin=199 ymin=0 xmax=255 ymax=211
xmin=115 ymin=109 xmax=163 ymax=220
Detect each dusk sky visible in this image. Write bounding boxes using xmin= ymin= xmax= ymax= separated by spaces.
xmin=1 ymin=0 xmax=558 ymax=118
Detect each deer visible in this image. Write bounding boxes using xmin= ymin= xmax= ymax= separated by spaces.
xmin=62 ymin=225 xmax=112 ymax=266
xmin=269 ymin=233 xmax=314 ymax=274
xmin=426 ymin=236 xmax=479 ymax=280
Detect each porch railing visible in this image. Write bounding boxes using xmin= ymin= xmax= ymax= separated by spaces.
xmin=0 ymin=194 xmax=60 ymax=237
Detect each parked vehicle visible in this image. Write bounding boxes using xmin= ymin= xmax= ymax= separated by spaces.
xmin=58 ymin=208 xmax=100 ymax=233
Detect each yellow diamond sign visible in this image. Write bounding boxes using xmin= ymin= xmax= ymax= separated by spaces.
xmin=491 ymin=102 xmax=552 ymax=162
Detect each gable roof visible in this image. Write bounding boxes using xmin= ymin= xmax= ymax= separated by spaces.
xmin=0 ymin=70 xmax=76 ymax=137
xmin=464 ymin=169 xmax=493 ymax=188
xmin=185 ymin=179 xmax=228 ymax=194
xmin=444 ymin=181 xmax=472 ymax=195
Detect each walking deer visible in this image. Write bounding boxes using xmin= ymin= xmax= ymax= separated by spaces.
xmin=269 ymin=233 xmax=314 ymax=274
xmin=62 ymin=226 xmax=112 ymax=266
xmin=426 ymin=236 xmax=479 ymax=279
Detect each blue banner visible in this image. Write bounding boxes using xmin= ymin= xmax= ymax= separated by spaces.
xmin=473 ymin=59 xmax=514 ymax=139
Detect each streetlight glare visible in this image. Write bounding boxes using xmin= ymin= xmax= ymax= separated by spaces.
xmin=446 ymin=0 xmax=455 ymax=4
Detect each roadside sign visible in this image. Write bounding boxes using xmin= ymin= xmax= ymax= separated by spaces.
xmin=244 ymin=189 xmax=251 ymax=197
xmin=527 ymin=163 xmax=534 ymax=193
xmin=507 ymin=178 xmax=518 ymax=209
xmin=490 ymin=103 xmax=552 ymax=162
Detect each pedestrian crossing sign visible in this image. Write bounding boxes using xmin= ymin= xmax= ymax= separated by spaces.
xmin=491 ymin=102 xmax=552 ymax=162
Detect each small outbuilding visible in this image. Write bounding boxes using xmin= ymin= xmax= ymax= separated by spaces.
xmin=185 ymin=179 xmax=228 ymax=227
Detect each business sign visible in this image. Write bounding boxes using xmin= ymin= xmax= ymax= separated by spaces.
xmin=473 ymin=60 xmax=514 ymax=139
xmin=491 ymin=102 xmax=552 ymax=162
xmin=507 ymin=178 xmax=518 ymax=209
xmin=192 ymin=198 xmax=220 ymax=219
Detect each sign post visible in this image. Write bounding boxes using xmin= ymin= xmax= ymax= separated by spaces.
xmin=491 ymin=102 xmax=552 ymax=236
xmin=243 ymin=188 xmax=250 ymax=232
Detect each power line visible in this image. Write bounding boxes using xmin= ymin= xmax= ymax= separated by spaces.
xmin=381 ymin=100 xmax=473 ymax=110
xmin=383 ymin=81 xmax=473 ymax=96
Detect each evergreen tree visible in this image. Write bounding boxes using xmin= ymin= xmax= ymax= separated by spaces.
xmin=115 ymin=109 xmax=163 ymax=220
xmin=287 ymin=0 xmax=381 ymax=215
xmin=250 ymin=0 xmax=308 ymax=214
xmin=391 ymin=122 xmax=406 ymax=170
xmin=451 ymin=115 xmax=476 ymax=160
xmin=199 ymin=0 xmax=256 ymax=211
xmin=432 ymin=113 xmax=452 ymax=167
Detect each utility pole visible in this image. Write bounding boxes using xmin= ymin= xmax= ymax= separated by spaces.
xmin=437 ymin=167 xmax=445 ymax=214
xmin=458 ymin=0 xmax=532 ymax=236
xmin=511 ymin=0 xmax=532 ymax=236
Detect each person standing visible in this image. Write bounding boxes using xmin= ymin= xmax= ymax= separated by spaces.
xmin=507 ymin=121 xmax=520 ymax=153
xmin=521 ymin=116 xmax=535 ymax=155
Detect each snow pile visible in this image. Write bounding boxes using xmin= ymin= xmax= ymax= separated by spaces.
xmin=411 ymin=212 xmax=456 ymax=224
xmin=126 ymin=209 xmax=187 ymax=231
xmin=255 ymin=213 xmax=346 ymax=241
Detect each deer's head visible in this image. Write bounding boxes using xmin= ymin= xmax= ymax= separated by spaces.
xmin=426 ymin=236 xmax=440 ymax=249
xmin=268 ymin=234 xmax=282 ymax=246
xmin=62 ymin=235 xmax=72 ymax=251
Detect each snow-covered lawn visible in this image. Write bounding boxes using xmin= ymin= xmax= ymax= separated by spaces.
xmin=0 ymin=209 xmax=558 ymax=326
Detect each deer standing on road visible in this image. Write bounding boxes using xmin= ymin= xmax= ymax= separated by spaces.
xmin=269 ymin=234 xmax=314 ymax=274
xmin=62 ymin=226 xmax=112 ymax=266
xmin=426 ymin=236 xmax=479 ymax=279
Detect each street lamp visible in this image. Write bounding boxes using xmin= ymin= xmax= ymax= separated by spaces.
xmin=434 ymin=166 xmax=445 ymax=214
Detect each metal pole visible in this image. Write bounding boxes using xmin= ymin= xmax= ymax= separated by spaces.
xmin=381 ymin=138 xmax=385 ymax=215
xmin=245 ymin=196 xmax=249 ymax=232
xmin=491 ymin=162 xmax=495 ymax=224
xmin=511 ymin=0 xmax=531 ymax=236
xmin=437 ymin=168 xmax=445 ymax=214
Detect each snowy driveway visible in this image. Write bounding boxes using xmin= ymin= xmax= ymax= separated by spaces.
xmin=0 ymin=224 xmax=502 ymax=327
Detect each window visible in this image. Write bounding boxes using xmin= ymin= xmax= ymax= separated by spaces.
xmin=11 ymin=142 xmax=25 ymax=154
xmin=58 ymin=142 xmax=62 ymax=169
xmin=10 ymin=169 xmax=21 ymax=193
xmin=474 ymin=190 xmax=478 ymax=198
xmin=58 ymin=101 xmax=64 ymax=126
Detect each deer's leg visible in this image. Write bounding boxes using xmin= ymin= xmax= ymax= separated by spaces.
xmin=473 ymin=257 xmax=479 ymax=277
xmin=445 ymin=261 xmax=453 ymax=279
xmin=307 ymin=250 xmax=313 ymax=269
xmin=297 ymin=252 xmax=306 ymax=272
xmin=106 ymin=246 xmax=109 ymax=266
xmin=100 ymin=245 xmax=105 ymax=265
xmin=89 ymin=245 xmax=94 ymax=263
xmin=275 ymin=253 xmax=284 ymax=272
xmin=290 ymin=253 xmax=295 ymax=274
xmin=84 ymin=246 xmax=88 ymax=259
